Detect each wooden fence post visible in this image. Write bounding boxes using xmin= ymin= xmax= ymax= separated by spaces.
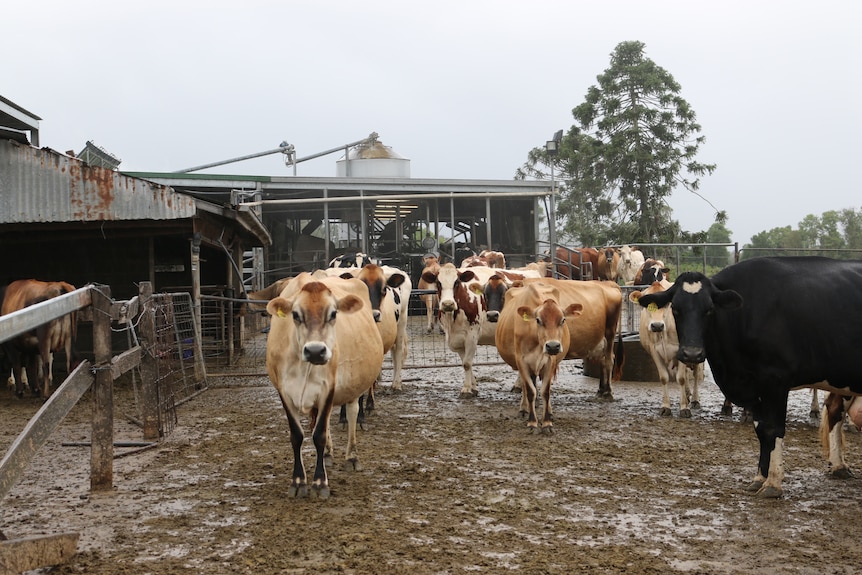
xmin=137 ymin=282 xmax=160 ymax=441
xmin=90 ymin=284 xmax=113 ymax=491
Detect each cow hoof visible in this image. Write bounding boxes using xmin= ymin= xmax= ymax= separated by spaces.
xmin=311 ymin=484 xmax=331 ymax=500
xmin=690 ymin=401 xmax=701 ymax=410
xmin=595 ymin=393 xmax=614 ymax=402
xmin=344 ymin=458 xmax=360 ymax=472
xmin=659 ymin=407 xmax=672 ymax=417
xmin=679 ymin=409 xmax=692 ymax=419
xmin=526 ymin=426 xmax=538 ymax=435
xmin=510 ymin=385 xmax=522 ymax=393
xmin=831 ymin=467 xmax=853 ymax=479
xmin=720 ymin=407 xmax=733 ymax=416
xmin=288 ymin=484 xmax=308 ymax=499
xmin=744 ymin=480 xmax=764 ymax=493
xmin=459 ymin=391 xmax=474 ymax=399
xmin=755 ymin=485 xmax=783 ymax=499
xmin=541 ymin=426 xmax=554 ymax=436
xmin=809 ymin=410 xmax=820 ymax=420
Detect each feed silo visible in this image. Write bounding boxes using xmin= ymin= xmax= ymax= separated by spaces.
xmin=336 ymin=137 xmax=410 ymax=178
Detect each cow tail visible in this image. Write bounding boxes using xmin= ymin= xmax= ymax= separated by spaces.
xmin=612 ymin=328 xmax=625 ymax=382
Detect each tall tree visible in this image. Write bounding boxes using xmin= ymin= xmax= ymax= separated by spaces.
xmin=519 ymin=41 xmax=717 ymax=245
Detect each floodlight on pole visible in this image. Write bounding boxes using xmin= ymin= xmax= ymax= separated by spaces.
xmin=545 ymin=130 xmax=563 ymax=250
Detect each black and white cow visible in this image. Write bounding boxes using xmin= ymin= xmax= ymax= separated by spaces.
xmin=636 ymin=256 xmax=862 ymax=498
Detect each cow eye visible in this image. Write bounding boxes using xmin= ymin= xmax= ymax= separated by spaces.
xmin=560 ymin=317 xmax=566 ymax=325
xmin=536 ymin=317 xmax=544 ymax=327
xmin=328 ymin=309 xmax=338 ymax=322
xmin=292 ymin=311 xmax=302 ymax=323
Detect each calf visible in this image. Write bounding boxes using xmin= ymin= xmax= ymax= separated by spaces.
xmin=266 ymin=273 xmax=383 ymax=499
xmin=495 ymin=282 xmax=582 ymax=433
xmin=630 ymin=282 xmax=703 ymax=418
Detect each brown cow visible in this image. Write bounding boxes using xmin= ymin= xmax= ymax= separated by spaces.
xmin=552 ymin=246 xmax=600 ymax=280
xmin=596 ymin=247 xmax=620 ymax=282
xmin=495 ymin=282 xmax=582 ymax=433
xmin=517 ymin=277 xmax=624 ymax=400
xmin=417 ymin=255 xmax=441 ymax=334
xmin=265 ymin=272 xmax=384 ymax=499
xmin=1 ymin=279 xmax=80 ymax=398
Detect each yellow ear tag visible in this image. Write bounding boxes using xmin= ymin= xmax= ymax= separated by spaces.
xmin=522 ymin=313 xmax=530 ymax=321
xmin=647 ymin=303 xmax=658 ymax=313
xmin=277 ymin=309 xmax=287 ymax=318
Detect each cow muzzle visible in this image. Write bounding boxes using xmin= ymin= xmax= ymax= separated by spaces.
xmin=678 ymin=346 xmax=705 ymax=365
xmin=302 ymin=342 xmax=331 ymax=365
xmin=648 ymin=321 xmax=665 ymax=333
xmin=440 ymin=300 xmax=456 ymax=313
xmin=372 ymin=310 xmax=382 ymax=323
xmin=486 ymin=311 xmax=499 ymax=323
xmin=544 ymin=341 xmax=563 ymax=355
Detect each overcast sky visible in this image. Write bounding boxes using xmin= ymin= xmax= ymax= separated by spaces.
xmin=5 ymin=1 xmax=861 ymax=246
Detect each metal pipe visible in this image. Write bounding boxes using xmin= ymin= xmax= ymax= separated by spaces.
xmin=176 ymin=142 xmax=294 ymax=173
xmin=238 ymin=189 xmax=552 ymax=209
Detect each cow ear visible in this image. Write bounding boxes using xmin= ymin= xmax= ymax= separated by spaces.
xmin=267 ymin=297 xmax=293 ymax=318
xmin=339 ymin=272 xmax=354 ymax=280
xmin=337 ymin=294 xmax=364 ymax=314
xmin=516 ymin=306 xmax=534 ymax=321
xmin=637 ymin=291 xmax=671 ymax=309
xmin=421 ymin=271 xmax=437 ymax=284
xmin=629 ymin=290 xmax=642 ymax=303
xmin=565 ymin=303 xmax=583 ymax=317
xmin=459 ymin=270 xmax=477 ymax=282
xmin=468 ymin=282 xmax=484 ymax=295
xmin=714 ymin=289 xmax=743 ymax=311
xmin=387 ymin=273 xmax=406 ymax=289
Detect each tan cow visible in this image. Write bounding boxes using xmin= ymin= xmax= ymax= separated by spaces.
xmin=266 ymin=272 xmax=383 ymax=499
xmin=517 ymin=277 xmax=624 ymax=400
xmin=616 ymin=246 xmax=646 ymax=286
xmin=417 ymin=255 xmax=441 ymax=334
xmin=629 ymin=281 xmax=704 ymax=418
xmin=495 ymin=282 xmax=582 ymax=433
xmin=1 ymin=279 xmax=80 ymax=398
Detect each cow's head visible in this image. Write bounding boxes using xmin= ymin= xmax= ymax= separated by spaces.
xmin=636 ymin=271 xmax=742 ymax=365
xmin=422 ymin=263 xmax=482 ymax=314
xmin=267 ymin=281 xmax=364 ymax=365
xmin=517 ymin=292 xmax=582 ymax=357
xmin=638 ymin=259 xmax=670 ymax=285
xmin=630 ymin=282 xmax=672 ymax=333
xmin=355 ymin=264 xmax=406 ymax=323
xmin=483 ymin=275 xmax=508 ymax=323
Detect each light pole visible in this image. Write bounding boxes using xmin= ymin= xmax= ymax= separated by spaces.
xmin=545 ymin=130 xmax=563 ymax=251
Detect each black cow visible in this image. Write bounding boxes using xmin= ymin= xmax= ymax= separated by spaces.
xmin=636 ymin=256 xmax=862 ymax=498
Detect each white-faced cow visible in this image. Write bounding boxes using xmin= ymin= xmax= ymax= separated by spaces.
xmin=421 ymin=263 xmax=489 ymax=398
xmin=617 ymin=246 xmax=646 ymax=286
xmin=265 ymin=272 xmax=384 ymax=499
xmin=630 ymin=281 xmax=703 ymax=418
xmin=518 ymin=277 xmax=625 ymax=400
xmin=495 ymin=282 xmax=582 ymax=433
xmin=1 ymin=279 xmax=80 ymax=399
xmin=636 ymin=256 xmax=862 ymax=498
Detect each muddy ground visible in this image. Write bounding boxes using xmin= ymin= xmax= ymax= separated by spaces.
xmin=1 ymin=358 xmax=861 ymax=575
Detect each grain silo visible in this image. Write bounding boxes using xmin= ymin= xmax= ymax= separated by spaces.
xmin=335 ymin=137 xmax=410 ymax=178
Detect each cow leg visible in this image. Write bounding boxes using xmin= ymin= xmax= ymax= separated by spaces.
xmin=747 ymin=392 xmax=789 ymax=498
xmin=810 ymin=389 xmax=821 ymax=420
xmin=310 ymin=401 xmax=334 ymax=500
xmin=390 ymin=331 xmax=407 ymax=391
xmin=520 ymin=370 xmax=539 ymax=432
xmin=342 ymin=398 xmax=362 ymax=472
xmin=539 ymin=370 xmax=554 ymax=435
xmin=820 ymin=393 xmax=852 ymax=478
xmin=675 ymin=366 xmax=691 ymax=419
xmin=720 ymin=398 xmax=734 ymax=416
xmin=689 ymin=364 xmax=703 ymax=410
xmin=283 ymin=406 xmax=308 ymax=499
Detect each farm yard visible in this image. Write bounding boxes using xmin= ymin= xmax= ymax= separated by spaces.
xmin=0 ymin=324 xmax=860 ymax=575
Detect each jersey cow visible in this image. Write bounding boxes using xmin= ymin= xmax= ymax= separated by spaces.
xmin=519 ymin=277 xmax=625 ymax=400
xmin=595 ymin=247 xmax=620 ymax=282
xmin=495 ymin=282 xmax=583 ymax=433
xmin=552 ymin=246 xmax=600 ymax=280
xmin=635 ymin=256 xmax=862 ymax=498
xmin=1 ymin=279 xmax=80 ymax=398
xmin=265 ymin=273 xmax=384 ymax=499
xmin=630 ymin=281 xmax=704 ymax=418
xmin=417 ymin=255 xmax=442 ymax=334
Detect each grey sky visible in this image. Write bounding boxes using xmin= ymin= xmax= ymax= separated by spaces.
xmin=5 ymin=1 xmax=860 ymax=246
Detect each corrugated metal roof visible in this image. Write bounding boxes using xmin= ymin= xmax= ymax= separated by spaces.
xmin=0 ymin=139 xmax=197 ymax=223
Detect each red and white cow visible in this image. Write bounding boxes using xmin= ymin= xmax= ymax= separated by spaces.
xmin=0 ymin=279 xmax=80 ymax=398
xmin=266 ymin=272 xmax=383 ymax=499
xmin=495 ymin=282 xmax=582 ymax=433
xmin=616 ymin=246 xmax=646 ymax=286
xmin=819 ymin=392 xmax=862 ymax=479
xmin=630 ymin=281 xmax=704 ymax=418
xmin=421 ymin=263 xmax=489 ymax=398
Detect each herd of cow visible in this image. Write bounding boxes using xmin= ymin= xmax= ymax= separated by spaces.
xmin=3 ymin=248 xmax=862 ymax=501
xmin=248 ymin=247 xmax=862 ymax=500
